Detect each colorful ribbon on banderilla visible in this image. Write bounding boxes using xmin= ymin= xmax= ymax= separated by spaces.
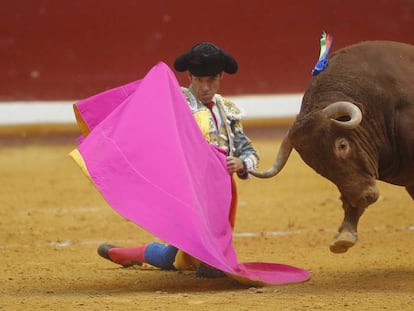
xmin=311 ymin=32 xmax=333 ymax=76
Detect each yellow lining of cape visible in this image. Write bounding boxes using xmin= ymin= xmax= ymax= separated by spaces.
xmin=73 ymin=105 xmax=91 ymax=138
xmin=69 ymin=149 xmax=93 ymax=181
xmin=193 ymin=110 xmax=210 ymax=141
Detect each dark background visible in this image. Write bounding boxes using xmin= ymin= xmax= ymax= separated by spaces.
xmin=1 ymin=0 xmax=413 ymax=100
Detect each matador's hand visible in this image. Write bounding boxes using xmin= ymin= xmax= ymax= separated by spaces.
xmin=226 ymin=156 xmax=245 ymax=174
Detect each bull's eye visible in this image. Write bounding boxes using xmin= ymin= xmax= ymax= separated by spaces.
xmin=334 ymin=138 xmax=350 ymax=159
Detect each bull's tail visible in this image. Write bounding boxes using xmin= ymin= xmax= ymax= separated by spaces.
xmin=248 ymin=134 xmax=293 ymax=178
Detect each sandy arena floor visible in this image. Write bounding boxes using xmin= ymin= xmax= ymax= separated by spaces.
xmin=1 ymin=129 xmax=413 ymax=310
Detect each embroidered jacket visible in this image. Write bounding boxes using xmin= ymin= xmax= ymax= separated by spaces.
xmin=181 ymin=87 xmax=259 ymax=178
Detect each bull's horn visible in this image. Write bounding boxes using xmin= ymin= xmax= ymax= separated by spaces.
xmin=322 ymin=101 xmax=362 ymax=129
xmin=248 ymin=133 xmax=293 ymax=178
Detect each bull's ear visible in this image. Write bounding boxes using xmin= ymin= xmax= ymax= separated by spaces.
xmin=334 ymin=137 xmax=351 ymax=159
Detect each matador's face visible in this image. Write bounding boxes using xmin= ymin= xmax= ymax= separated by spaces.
xmin=188 ymin=72 xmax=223 ymax=104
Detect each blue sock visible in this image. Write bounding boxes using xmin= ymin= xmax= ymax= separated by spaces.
xmin=144 ymin=242 xmax=178 ymax=270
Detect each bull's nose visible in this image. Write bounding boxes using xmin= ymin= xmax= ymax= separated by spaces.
xmin=345 ymin=184 xmax=379 ymax=207
xmin=340 ymin=181 xmax=379 ymax=207
xmin=365 ymin=191 xmax=379 ymax=205
xmin=364 ymin=185 xmax=379 ymax=205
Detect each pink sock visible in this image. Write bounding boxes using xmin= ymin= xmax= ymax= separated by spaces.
xmin=108 ymin=245 xmax=147 ymax=265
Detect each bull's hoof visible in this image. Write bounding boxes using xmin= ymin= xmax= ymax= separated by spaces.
xmin=329 ymin=231 xmax=358 ymax=253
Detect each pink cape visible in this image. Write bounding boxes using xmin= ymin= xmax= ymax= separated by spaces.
xmin=71 ymin=62 xmax=310 ymax=285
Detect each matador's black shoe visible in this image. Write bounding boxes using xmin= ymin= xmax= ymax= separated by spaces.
xmin=196 ymin=263 xmax=226 ymax=278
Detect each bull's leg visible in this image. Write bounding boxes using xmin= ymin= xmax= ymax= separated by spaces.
xmin=330 ymin=201 xmax=365 ymax=253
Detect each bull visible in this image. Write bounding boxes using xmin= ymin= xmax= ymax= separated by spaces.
xmin=250 ymin=40 xmax=414 ymax=253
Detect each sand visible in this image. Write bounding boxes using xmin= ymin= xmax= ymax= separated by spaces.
xmin=1 ymin=132 xmax=413 ymax=310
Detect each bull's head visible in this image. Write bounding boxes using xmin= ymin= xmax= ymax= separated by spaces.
xmin=250 ymin=101 xmax=380 ymax=253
